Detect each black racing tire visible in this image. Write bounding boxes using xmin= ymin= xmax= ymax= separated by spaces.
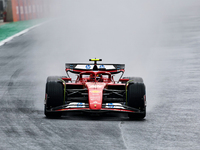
xmin=44 ymin=81 xmax=64 ymax=118
xmin=44 ymin=105 xmax=62 ymax=118
xmin=127 ymin=83 xmax=146 ymax=119
xmin=123 ymin=77 xmax=143 ymax=83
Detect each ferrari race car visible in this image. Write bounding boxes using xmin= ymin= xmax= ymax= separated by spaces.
xmin=44 ymin=59 xmax=146 ymax=119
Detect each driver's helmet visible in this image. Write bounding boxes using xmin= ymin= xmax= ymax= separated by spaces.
xmin=96 ymin=74 xmax=102 ymax=81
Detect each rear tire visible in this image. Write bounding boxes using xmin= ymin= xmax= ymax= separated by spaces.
xmin=127 ymin=83 xmax=146 ymax=119
xmin=47 ymin=76 xmax=67 ymax=82
xmin=123 ymin=77 xmax=143 ymax=83
xmin=45 ymin=80 xmax=64 ymax=118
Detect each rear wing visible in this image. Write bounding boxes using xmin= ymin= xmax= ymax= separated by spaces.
xmin=65 ymin=63 xmax=125 ymax=74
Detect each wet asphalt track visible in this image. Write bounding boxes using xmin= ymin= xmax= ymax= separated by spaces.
xmin=1 ymin=16 xmax=200 ymax=150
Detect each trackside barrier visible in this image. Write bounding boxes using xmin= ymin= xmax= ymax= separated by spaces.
xmin=11 ymin=0 xmax=49 ymax=22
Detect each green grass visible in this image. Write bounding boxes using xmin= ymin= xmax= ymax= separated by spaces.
xmin=0 ymin=19 xmax=44 ymax=41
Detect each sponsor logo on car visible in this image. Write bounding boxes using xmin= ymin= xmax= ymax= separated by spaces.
xmin=77 ymin=103 xmax=84 ymax=107
xmin=105 ymin=103 xmax=124 ymax=109
xmin=85 ymin=65 xmax=91 ymax=69
xmin=99 ymin=65 xmax=105 ymax=68
xmin=89 ymin=85 xmax=104 ymax=88
xmin=107 ymin=103 xmax=114 ymax=108
xmin=91 ymin=90 xmax=100 ymax=93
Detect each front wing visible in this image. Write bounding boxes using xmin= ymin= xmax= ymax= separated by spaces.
xmin=45 ymin=102 xmax=145 ymax=114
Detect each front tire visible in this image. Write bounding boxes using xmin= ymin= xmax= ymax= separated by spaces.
xmin=45 ymin=80 xmax=64 ymax=118
xmin=127 ymin=83 xmax=146 ymax=119
xmin=44 ymin=105 xmax=62 ymax=118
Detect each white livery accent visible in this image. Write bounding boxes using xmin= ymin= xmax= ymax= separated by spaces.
xmin=75 ymin=65 xmax=93 ymax=69
xmin=75 ymin=65 xmax=115 ymax=70
xmin=66 ymin=102 xmax=86 ymax=108
xmin=100 ymin=65 xmax=115 ymax=69
xmin=105 ymin=103 xmax=124 ymax=109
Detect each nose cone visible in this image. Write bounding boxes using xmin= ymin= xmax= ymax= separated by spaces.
xmin=89 ymin=90 xmax=102 ymax=110
xmin=86 ymin=83 xmax=106 ymax=110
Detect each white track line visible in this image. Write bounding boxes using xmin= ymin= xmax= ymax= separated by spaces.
xmin=0 ymin=23 xmax=43 ymax=47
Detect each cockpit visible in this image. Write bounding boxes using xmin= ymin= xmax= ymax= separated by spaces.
xmin=76 ymin=71 xmax=112 ymax=83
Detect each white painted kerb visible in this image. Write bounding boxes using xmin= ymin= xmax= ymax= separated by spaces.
xmin=0 ymin=23 xmax=42 ymax=47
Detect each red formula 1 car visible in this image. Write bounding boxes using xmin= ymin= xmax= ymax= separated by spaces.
xmin=44 ymin=59 xmax=146 ymax=119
